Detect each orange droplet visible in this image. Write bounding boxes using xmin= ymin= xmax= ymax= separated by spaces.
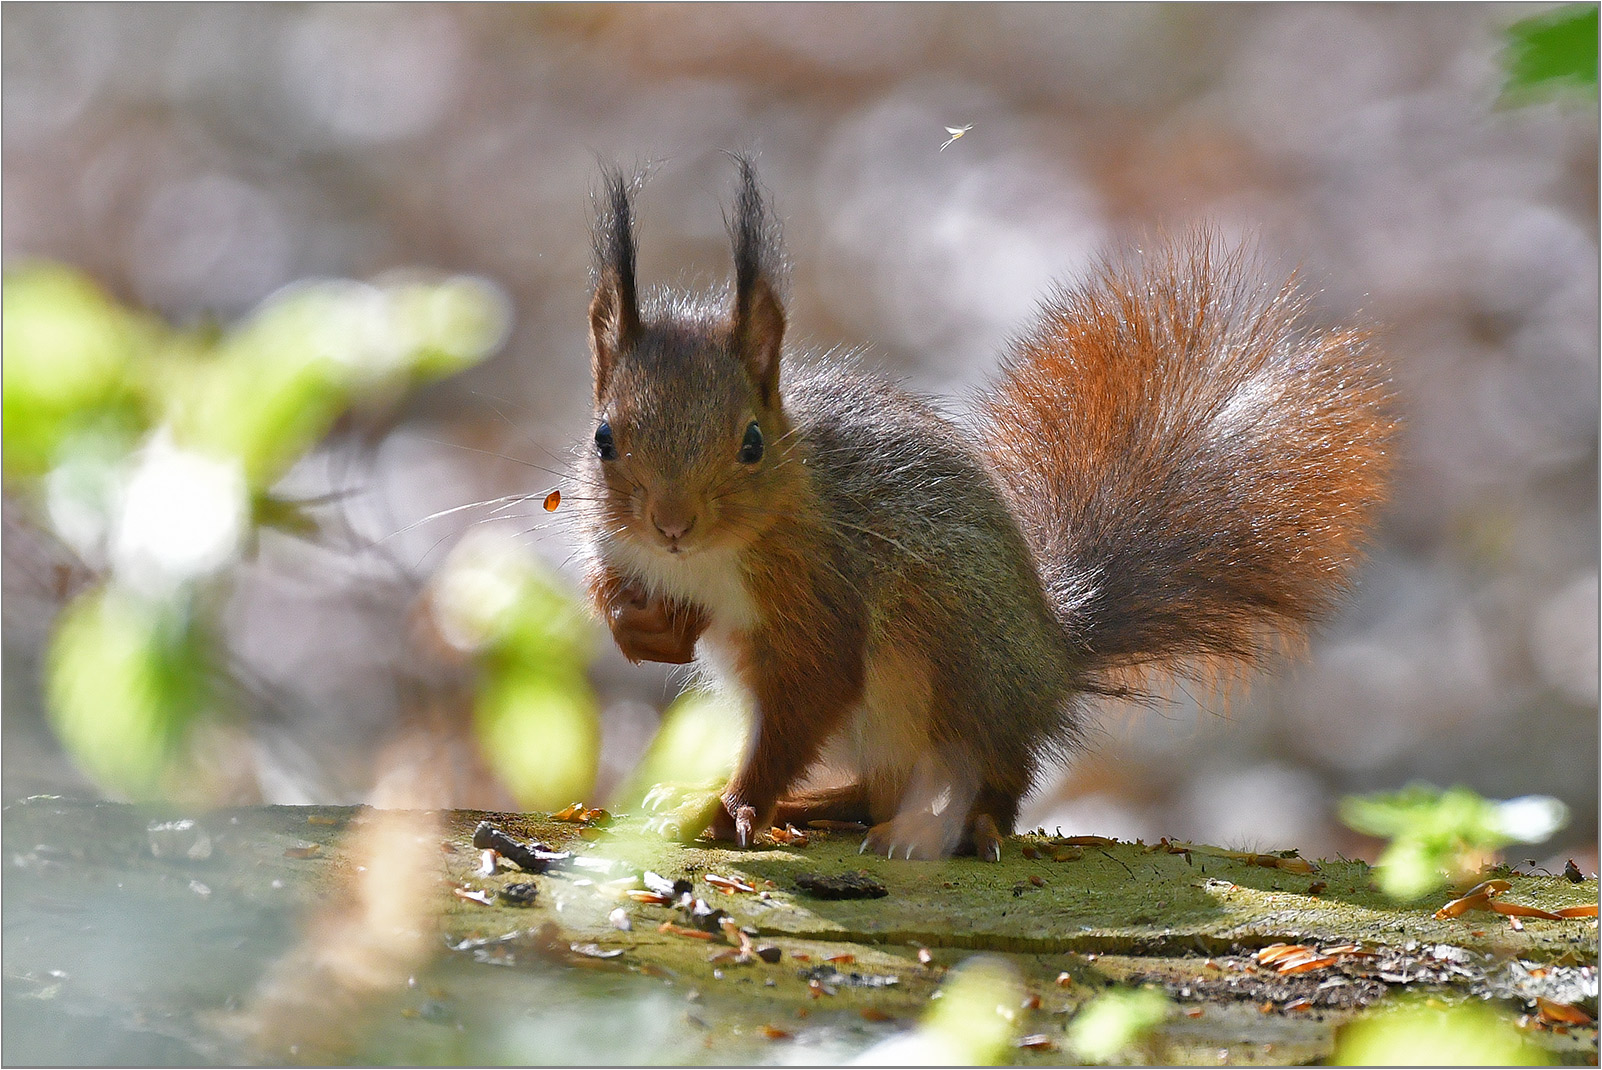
xmin=544 ymin=490 xmax=561 ymax=511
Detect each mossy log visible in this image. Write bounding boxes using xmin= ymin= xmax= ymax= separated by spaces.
xmin=4 ymin=798 xmax=1596 ymax=1065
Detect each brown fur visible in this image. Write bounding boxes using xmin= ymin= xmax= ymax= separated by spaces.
xmin=977 ymin=233 xmax=1396 ymax=694
xmin=717 ymin=507 xmax=870 ymax=836
xmin=579 ymin=164 xmax=1395 ymax=858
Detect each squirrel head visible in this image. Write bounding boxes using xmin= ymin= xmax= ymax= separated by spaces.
xmin=585 ymin=158 xmax=798 ymax=563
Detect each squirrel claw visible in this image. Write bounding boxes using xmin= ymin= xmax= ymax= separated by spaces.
xmin=733 ymin=805 xmax=758 ymax=848
xmin=641 ymin=815 xmax=683 ymax=839
xmin=641 ymin=784 xmax=677 ymax=812
xmin=710 ymin=797 xmax=765 ymax=848
xmin=860 ymin=811 xmax=1006 ymax=861
xmin=862 ymin=819 xmax=943 ymax=861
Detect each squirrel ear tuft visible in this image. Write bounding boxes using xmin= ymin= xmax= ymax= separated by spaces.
xmin=735 ymin=276 xmax=785 ymax=408
xmin=590 ymin=168 xmax=642 ymax=403
xmin=727 ymin=154 xmax=787 ymax=408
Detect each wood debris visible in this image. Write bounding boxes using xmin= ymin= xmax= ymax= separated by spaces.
xmin=704 ymin=873 xmax=756 ymax=894
xmin=551 ymin=803 xmax=610 ymax=824
xmin=1434 ymin=879 xmax=1590 ymax=923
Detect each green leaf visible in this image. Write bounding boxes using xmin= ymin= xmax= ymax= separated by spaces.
xmin=854 ymin=957 xmax=1023 ymax=1065
xmin=1332 ymin=998 xmax=1548 ymax=1066
xmin=613 ymin=689 xmax=749 ymax=817
xmin=2 ymin=265 xmax=149 ymax=479
xmin=433 ymin=533 xmax=602 ymax=809
xmin=172 ymin=315 xmax=349 ymax=491
xmin=46 ymin=587 xmax=212 ymax=798
xmin=12 ymin=263 xmax=513 ymax=807
xmin=430 ymin=530 xmax=596 ymax=667
xmin=473 ymin=666 xmax=599 ymax=810
xmin=1502 ymin=4 xmax=1599 ymax=101
xmin=1339 ymin=783 xmax=1568 ymax=898
xmin=924 ymin=958 xmax=1026 ymax=1065
xmin=1067 ymin=986 xmax=1172 ymax=1063
xmin=169 ymin=276 xmax=508 ymax=490
xmin=384 ymin=275 xmax=513 ymax=382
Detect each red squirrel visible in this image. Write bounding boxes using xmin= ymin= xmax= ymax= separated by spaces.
xmin=579 ymin=157 xmax=1395 ymax=861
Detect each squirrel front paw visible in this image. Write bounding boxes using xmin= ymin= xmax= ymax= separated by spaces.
xmin=708 ymin=794 xmax=767 ymax=848
xmin=606 ymin=583 xmax=707 ymax=664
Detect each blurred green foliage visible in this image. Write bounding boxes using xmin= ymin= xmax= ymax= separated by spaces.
xmin=3 ymin=266 xmax=149 ymax=480
xmin=614 ymin=689 xmax=748 ymax=814
xmin=1065 ymin=985 xmax=1173 ymax=1063
xmin=5 ymin=262 xmax=511 ymax=797
xmin=46 ymin=587 xmax=213 ymax=796
xmin=856 ymin=956 xmax=1023 ymax=1065
xmin=1331 ymin=998 xmax=1549 ymax=1066
xmin=602 ymin=689 xmax=749 ymax=843
xmin=430 ymin=531 xmax=601 ymax=809
xmin=1502 ymin=4 xmax=1599 ymax=102
xmin=923 ymin=957 xmax=1027 ymax=1065
xmin=1339 ymin=783 xmax=1569 ymax=899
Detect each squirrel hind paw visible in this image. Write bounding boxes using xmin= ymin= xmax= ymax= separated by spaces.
xmin=860 ymin=811 xmax=1006 ymax=862
xmin=860 ymin=822 xmax=934 ymax=860
xmin=967 ymin=813 xmax=1004 ymax=863
xmin=859 ymin=811 xmax=960 ymax=861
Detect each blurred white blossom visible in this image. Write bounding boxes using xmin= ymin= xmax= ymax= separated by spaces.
xmin=1491 ymin=794 xmax=1569 ymax=844
xmin=111 ymin=431 xmax=248 ymax=596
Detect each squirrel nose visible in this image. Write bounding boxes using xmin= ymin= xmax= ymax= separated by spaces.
xmin=650 ymin=502 xmax=697 ymax=543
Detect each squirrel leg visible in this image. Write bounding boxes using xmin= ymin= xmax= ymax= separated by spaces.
xmin=713 ymin=667 xmax=862 ymax=847
xmin=773 ymin=783 xmax=874 ymax=827
xmin=713 ymin=726 xmax=838 ymax=847
xmin=709 ymin=602 xmax=868 ymax=845
xmin=858 ymin=762 xmax=973 ymax=861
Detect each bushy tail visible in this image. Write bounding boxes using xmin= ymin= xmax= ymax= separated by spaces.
xmin=977 ymin=231 xmax=1396 ymax=692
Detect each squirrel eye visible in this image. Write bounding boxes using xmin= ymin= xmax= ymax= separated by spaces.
xmin=594 ymin=421 xmax=618 ymax=461
xmin=738 ymin=421 xmax=764 ymax=464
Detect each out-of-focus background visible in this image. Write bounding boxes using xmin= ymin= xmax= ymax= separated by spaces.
xmin=4 ymin=4 xmax=1597 ymax=866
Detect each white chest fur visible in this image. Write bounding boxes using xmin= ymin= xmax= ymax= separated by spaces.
xmin=602 ymin=538 xmax=760 ymax=634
